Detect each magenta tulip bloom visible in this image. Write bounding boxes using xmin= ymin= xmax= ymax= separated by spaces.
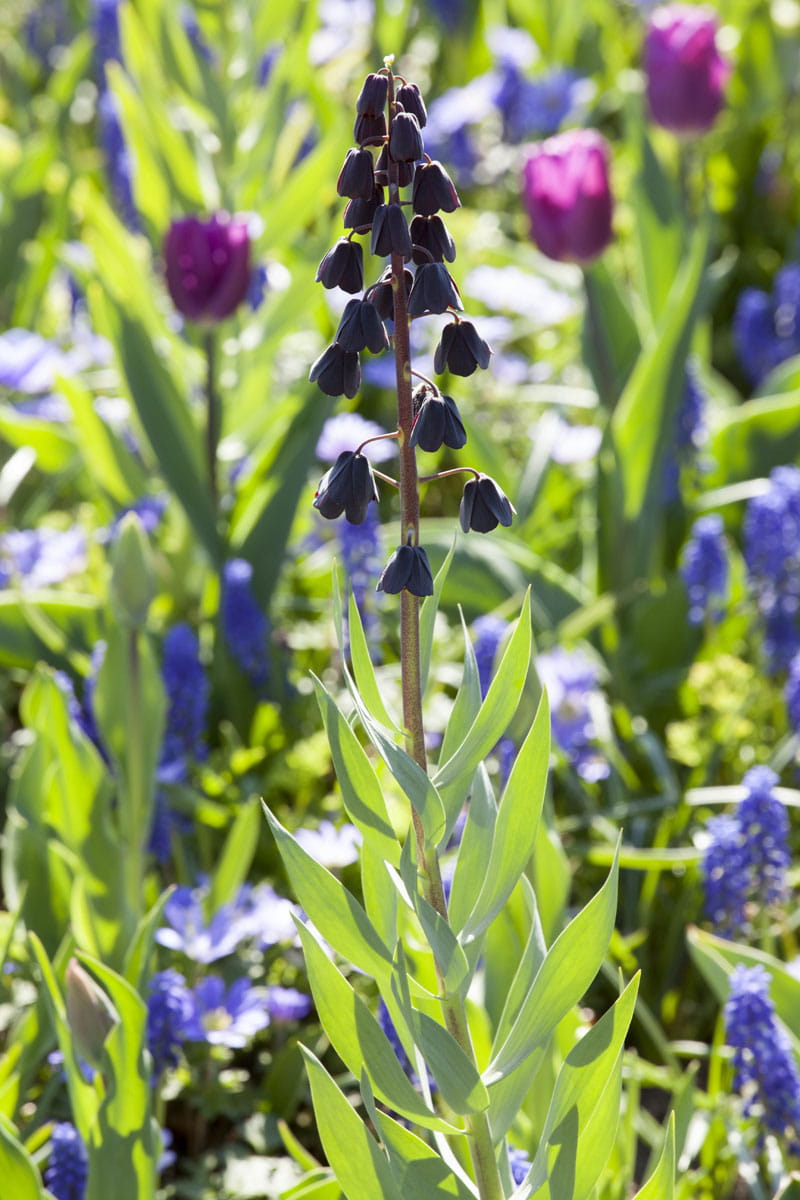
xmin=521 ymin=130 xmax=613 ymax=265
xmin=163 ymin=213 xmax=251 ymax=323
xmin=644 ymin=5 xmax=730 ymax=135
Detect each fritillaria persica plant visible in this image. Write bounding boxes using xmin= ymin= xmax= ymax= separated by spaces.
xmin=264 ymin=57 xmax=637 ymax=1200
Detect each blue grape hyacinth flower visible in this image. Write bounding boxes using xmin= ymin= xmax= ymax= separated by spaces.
xmin=744 ymin=466 xmax=800 ymax=671
xmin=680 ymin=513 xmax=729 ymax=626
xmin=159 ymin=622 xmax=209 ymax=781
xmin=734 ymin=264 xmax=800 ymax=387
xmin=221 ymin=558 xmax=270 ymax=690
xmin=146 ymin=968 xmax=196 ymax=1075
xmin=44 ymin=1122 xmax=88 ymax=1200
xmin=724 ymin=964 xmax=800 ymax=1151
xmin=537 ymin=646 xmax=610 ymax=782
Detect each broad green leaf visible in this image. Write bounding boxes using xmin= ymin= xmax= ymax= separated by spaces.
xmin=487 ymin=851 xmax=619 ymax=1083
xmin=370 ymin=1099 xmax=477 ymax=1200
xmin=0 ymin=591 xmax=99 ymax=671
xmin=0 ymin=1116 xmax=44 ymax=1200
xmin=347 ymin=592 xmax=399 ymax=733
xmin=298 ymin=1046 xmax=403 ymax=1200
xmin=58 ymin=375 xmax=145 ymax=504
xmin=123 ymin=885 xmax=176 ymax=991
xmin=0 ymin=409 xmax=74 ymax=473
xmin=313 ymin=677 xmax=400 ymax=866
xmin=419 ymin=538 xmax=456 ymax=694
xmin=635 ymin=1113 xmax=675 ymax=1200
xmin=706 ymin=392 xmax=800 ymax=490
xmin=296 ymin=923 xmax=456 ymax=1133
xmin=438 ymin=611 xmax=483 ymax=766
xmin=360 ymin=841 xmax=398 ymax=950
xmin=520 ymin=977 xmax=639 ymax=1200
xmin=207 ymin=796 xmax=262 ymax=914
xmin=447 ymin=764 xmax=496 ymax=935
xmin=263 ymin=807 xmax=393 ymax=983
xmin=629 ymin=114 xmax=684 ymax=324
xmin=409 ymin=890 xmax=472 ymax=996
xmin=460 ymin=690 xmax=549 ymax=943
xmin=433 ymin=591 xmax=532 ymax=791
xmin=580 ymin=261 xmax=641 ymax=406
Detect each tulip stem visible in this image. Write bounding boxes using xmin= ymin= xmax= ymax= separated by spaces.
xmin=204 ymin=330 xmax=220 ymax=512
xmin=582 ymin=267 xmax=617 ymax=410
xmin=386 ymin=67 xmax=504 ymax=1200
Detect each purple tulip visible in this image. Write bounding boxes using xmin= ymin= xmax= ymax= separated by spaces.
xmin=644 ymin=5 xmax=730 ymax=135
xmin=521 ymin=130 xmax=613 ymax=265
xmin=163 ymin=213 xmax=251 ymax=323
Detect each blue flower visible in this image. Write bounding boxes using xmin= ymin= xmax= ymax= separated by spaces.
xmin=738 ymin=765 xmax=790 ymax=908
xmin=294 ymin=820 xmax=361 ymax=868
xmin=702 ymin=814 xmax=750 ymax=938
xmin=110 ymin=494 xmax=168 ymax=538
xmin=146 ymin=968 xmax=195 ymax=1074
xmin=744 ymin=466 xmax=800 ymax=671
xmin=724 ymin=964 xmax=800 ymax=1150
xmin=235 ymin=882 xmax=301 ymax=948
xmin=471 ymin=615 xmax=509 ymax=698
xmin=155 ymin=885 xmax=254 ymax=963
xmin=159 ymin=623 xmax=209 ymax=781
xmin=0 ymin=527 xmax=87 ymax=590
xmin=44 ymin=1122 xmax=88 ymax=1200
xmin=537 ymin=647 xmax=610 ymax=782
xmin=185 ymin=976 xmax=270 ymax=1048
xmin=339 ymin=504 xmax=383 ymax=643
xmin=785 ymin=650 xmax=800 ymax=731
xmin=508 ymin=1146 xmax=531 ymax=1186
xmin=91 ymin=0 xmax=122 ymax=71
xmin=266 ymin=985 xmax=313 ymax=1022
xmin=493 ymin=64 xmax=587 ymax=142
xmin=315 ymin=412 xmax=396 ymax=464
xmin=97 ymin=88 xmax=139 ymax=232
xmin=220 ymin=559 xmax=270 ymax=690
xmin=734 ymin=264 xmax=800 ymax=387
xmin=0 ymin=328 xmax=69 ymax=392
xmin=680 ymin=514 xmax=729 ymax=626
xmin=663 ymin=367 xmax=708 ymax=501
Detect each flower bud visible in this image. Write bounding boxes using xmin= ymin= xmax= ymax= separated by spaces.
xmin=388 ymin=111 xmax=424 ymax=163
xmin=316 ymin=238 xmax=364 ymax=293
xmin=521 ymin=130 xmax=613 ymax=265
xmin=374 ymin=145 xmax=415 ymax=188
xmin=110 ymin=512 xmax=155 ymax=628
xmin=343 ymin=185 xmax=384 ymax=230
xmin=65 ymin=958 xmax=119 ymax=1070
xmin=163 ymin=213 xmax=251 ymax=323
xmin=410 ymin=215 xmax=456 ymax=264
xmin=412 ymin=161 xmax=460 ymax=217
xmin=396 ymin=82 xmax=427 ymax=128
xmin=409 ymin=386 xmax=466 ymax=452
xmin=314 ymin=451 xmax=379 ymax=524
xmin=459 ymin=475 xmax=515 ymax=534
xmin=370 ymin=205 xmax=413 ymax=259
xmin=356 ymin=72 xmax=389 ymax=116
xmin=337 ymin=148 xmax=376 ymax=200
xmin=335 ymin=298 xmax=389 ymax=354
xmin=309 ymin=343 xmax=362 ymax=398
xmin=407 ymin=262 xmax=463 ymax=317
xmin=434 ymin=320 xmax=492 ymax=377
xmin=366 ymin=266 xmax=413 ymax=321
xmin=354 ymin=112 xmax=387 ymax=145
xmin=644 ymin=4 xmax=730 ymax=135
xmin=377 ymin=543 xmax=434 ymax=596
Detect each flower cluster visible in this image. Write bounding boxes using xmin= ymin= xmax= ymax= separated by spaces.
xmin=734 ymin=264 xmax=800 ymax=387
xmin=309 ymin=63 xmax=514 ymax=597
xmin=220 ymin=558 xmax=270 ymax=689
xmin=537 ymin=646 xmax=610 ymax=783
xmin=679 ymin=514 xmax=729 ymax=627
xmin=702 ymin=766 xmax=790 ymax=939
xmin=743 ymin=465 xmax=800 ymax=671
xmin=663 ymin=367 xmax=708 ymax=501
xmin=158 ymin=622 xmax=209 ymax=780
xmin=724 ymin=964 xmax=800 ymax=1151
xmin=91 ymin=0 xmax=139 ymax=230
xmin=44 ymin=1121 xmax=88 ymax=1200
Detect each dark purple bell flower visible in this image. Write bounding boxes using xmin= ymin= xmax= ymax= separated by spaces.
xmin=389 ymin=111 xmax=424 ymax=163
xmin=371 ymin=205 xmax=413 ymax=258
xmin=337 ymin=148 xmax=376 ymax=200
xmin=314 ymin=450 xmax=379 ymax=524
xmin=460 ymin=474 xmax=515 ymax=533
xmin=377 ymin=543 xmax=434 ymax=596
xmin=412 ymin=160 xmax=461 ymax=216
xmin=407 ymin=262 xmax=462 ymax=316
xmin=343 ymin=185 xmax=384 ymax=230
xmin=163 ymin=213 xmax=251 ymax=323
xmin=316 ymin=238 xmax=364 ymax=293
xmin=396 ymin=82 xmax=427 ymax=127
xmin=374 ymin=145 xmax=415 ymax=188
xmin=434 ymin=320 xmax=492 ymax=376
xmin=309 ymin=343 xmax=361 ymax=398
xmin=335 ymin=298 xmax=389 ymax=353
xmin=356 ymin=72 xmax=389 ymax=116
xmin=366 ymin=265 xmax=412 ymax=320
xmin=410 ymin=386 xmax=466 ymax=452
xmin=354 ymin=112 xmax=387 ymax=145
xmin=411 ymin=215 xmax=455 ymax=264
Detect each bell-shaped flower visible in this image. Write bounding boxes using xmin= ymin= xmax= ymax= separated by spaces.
xmin=308 ymin=343 xmax=361 ymax=398
xmin=337 ymin=148 xmax=376 ymax=200
xmin=335 ymin=298 xmax=389 ymax=354
xmin=434 ymin=319 xmax=492 ymax=376
xmin=407 ymin=262 xmax=462 ymax=317
xmin=314 ymin=451 xmax=379 ymax=524
xmin=370 ymin=204 xmax=413 ymax=258
xmin=459 ymin=474 xmax=515 ymax=533
xmin=409 ymin=386 xmax=466 ymax=452
xmin=316 ymin=238 xmax=364 ymax=293
xmin=376 ymin=543 xmax=434 ymax=596
xmin=356 ymin=72 xmax=389 ymax=116
xmin=411 ymin=215 xmax=456 ymax=264
xmin=388 ymin=111 xmax=424 ymax=163
xmin=396 ymin=81 xmax=427 ymax=127
xmin=412 ymin=160 xmax=460 ymax=217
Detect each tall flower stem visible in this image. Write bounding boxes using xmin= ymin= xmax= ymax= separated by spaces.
xmin=203 ymin=329 xmax=220 ymax=512
xmin=386 ymin=65 xmax=504 ymax=1200
xmin=122 ymin=628 xmax=146 ymax=926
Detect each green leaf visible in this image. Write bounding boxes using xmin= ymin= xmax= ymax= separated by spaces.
xmin=263 ymin=807 xmax=393 ymax=983
xmin=524 ymin=976 xmax=640 ymax=1200
xmin=298 ymin=1046 xmax=403 ymax=1200
xmin=0 ymin=591 xmax=100 ymax=671
xmin=123 ymin=885 xmax=176 ymax=991
xmin=0 ymin=1116 xmax=44 ymax=1200
xmin=313 ymin=677 xmax=400 ymax=866
xmin=635 ymin=1113 xmax=675 ymax=1200
xmin=207 ymin=796 xmax=262 ymax=914
xmin=433 ymin=590 xmax=532 ymax=791
xmin=438 ymin=611 xmax=483 ymax=767
xmin=446 ymin=764 xmax=496 ymax=935
xmin=486 ymin=851 xmax=619 ymax=1083
xmin=629 ymin=116 xmax=684 ymax=324
xmin=580 ymin=261 xmax=641 ymax=405
xmin=360 ymin=841 xmax=398 ymax=950
xmin=58 ymin=374 xmax=145 ymax=504
xmin=419 ymin=538 xmax=456 ymax=694
xmin=460 ymin=690 xmax=549 ymax=943
xmin=347 ymin=593 xmax=399 ymax=733
xmin=295 ymin=922 xmax=456 ymax=1133
xmin=408 ymin=890 xmax=472 ymax=996
xmin=705 ymin=392 xmax=800 ymax=490
xmin=371 ymin=1102 xmax=476 ymax=1199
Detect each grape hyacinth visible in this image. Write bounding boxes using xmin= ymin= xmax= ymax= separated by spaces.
xmin=158 ymin=623 xmax=209 ymax=780
xmin=663 ymin=366 xmax=708 ymax=501
xmin=724 ymin=964 xmax=800 ymax=1151
xmin=702 ymin=766 xmax=790 ymax=939
xmin=220 ymin=558 xmax=269 ymax=689
xmin=44 ymin=1122 xmax=88 ymax=1200
xmin=743 ymin=465 xmax=800 ymax=671
xmin=146 ymin=968 xmax=196 ymax=1075
xmin=91 ymin=0 xmax=139 ymax=231
xmin=679 ymin=514 xmax=729 ymax=626
xmin=536 ymin=646 xmax=610 ymax=782
xmin=734 ymin=264 xmax=800 ymax=387
xmin=785 ymin=650 xmax=800 ymax=732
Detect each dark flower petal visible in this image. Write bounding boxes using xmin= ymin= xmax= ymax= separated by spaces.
xmin=164 ymin=214 xmax=251 ymax=324
xmin=335 ymin=299 xmax=389 ymax=354
xmin=371 ymin=205 xmax=413 ymax=259
xmin=316 ymin=239 xmax=364 ymax=293
xmin=313 ymin=451 xmax=378 ymax=523
xmin=376 ymin=544 xmax=434 ymax=596
xmin=409 ymin=387 xmax=466 ymax=451
xmin=356 ymin=73 xmax=389 ymax=116
xmin=410 ymin=215 xmax=456 ymax=264
xmin=388 ymin=111 xmax=424 ymax=163
xmin=365 ymin=266 xmax=412 ymax=321
xmin=434 ymin=320 xmax=492 ymax=377
xmin=407 ymin=262 xmax=462 ymax=317
xmin=396 ymin=82 xmax=427 ymax=128
xmin=337 ymin=148 xmax=376 ymax=200
xmin=459 ymin=475 xmax=515 ymax=533
xmin=343 ymin=185 xmax=384 ymax=230
xmin=354 ymin=112 xmax=387 ymax=145
xmin=308 ymin=343 xmax=361 ymax=398
xmin=412 ymin=160 xmax=460 ymax=217
xmin=374 ymin=145 xmax=415 ymax=188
